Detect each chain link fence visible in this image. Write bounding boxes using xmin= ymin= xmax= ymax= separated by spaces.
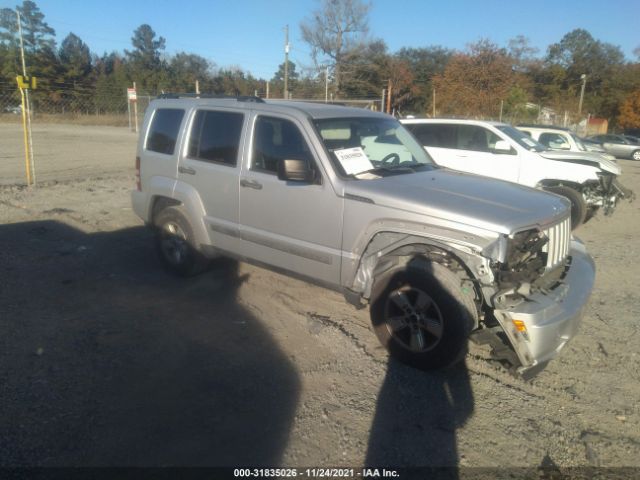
xmin=1 ymin=82 xmax=579 ymax=131
xmin=0 ymin=84 xmax=154 ymax=127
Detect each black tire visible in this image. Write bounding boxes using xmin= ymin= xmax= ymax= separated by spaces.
xmin=154 ymin=206 xmax=210 ymax=277
xmin=543 ymin=185 xmax=587 ymax=230
xmin=631 ymin=149 xmax=640 ymax=161
xmin=370 ymin=262 xmax=477 ymax=370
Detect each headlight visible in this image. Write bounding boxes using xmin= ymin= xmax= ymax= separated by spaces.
xmin=596 ymin=171 xmax=614 ymax=191
xmin=505 ymin=229 xmax=548 ymax=269
xmin=494 ymin=229 xmax=548 ymax=286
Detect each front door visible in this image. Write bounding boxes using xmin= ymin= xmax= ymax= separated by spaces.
xmin=238 ymin=114 xmax=343 ymax=286
xmin=443 ymin=125 xmax=520 ymax=183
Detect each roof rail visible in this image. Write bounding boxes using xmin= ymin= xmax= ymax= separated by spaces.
xmin=517 ymin=123 xmax=570 ymax=131
xmin=156 ymin=93 xmax=265 ymax=103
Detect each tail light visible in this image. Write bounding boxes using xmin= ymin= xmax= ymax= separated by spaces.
xmin=135 ymin=156 xmax=141 ymax=191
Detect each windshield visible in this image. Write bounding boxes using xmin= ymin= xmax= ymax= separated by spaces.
xmin=496 ymin=125 xmax=546 ymax=152
xmin=314 ymin=117 xmax=435 ymax=178
xmin=569 ymin=132 xmax=587 ymax=151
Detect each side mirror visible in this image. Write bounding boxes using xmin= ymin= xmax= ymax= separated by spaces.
xmin=493 ymin=140 xmax=513 ymax=154
xmin=277 ymin=159 xmax=315 ymax=183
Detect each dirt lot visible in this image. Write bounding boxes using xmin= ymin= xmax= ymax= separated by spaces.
xmin=1 ymin=123 xmax=639 ymax=473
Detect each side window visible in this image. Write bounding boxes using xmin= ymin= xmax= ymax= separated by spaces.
xmin=146 ymin=108 xmax=185 ymax=155
xmin=407 ymin=124 xmax=456 ymax=148
xmin=188 ymin=110 xmax=244 ymax=166
xmin=456 ymin=125 xmax=500 ymax=152
xmin=252 ymin=116 xmax=314 ymax=174
xmin=407 ymin=124 xmax=438 ymax=146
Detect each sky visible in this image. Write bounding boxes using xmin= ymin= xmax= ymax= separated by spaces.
xmin=2 ymin=0 xmax=639 ymax=79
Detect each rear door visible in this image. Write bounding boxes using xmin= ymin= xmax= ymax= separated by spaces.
xmin=406 ymin=123 xmax=457 ymax=166
xmin=177 ymin=108 xmax=246 ymax=252
xmin=237 ymin=114 xmax=343 ymax=286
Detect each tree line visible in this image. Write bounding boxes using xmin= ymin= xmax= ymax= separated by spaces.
xmin=1 ymin=0 xmax=639 ymax=128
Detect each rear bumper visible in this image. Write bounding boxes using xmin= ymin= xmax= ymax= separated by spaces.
xmin=131 ymin=190 xmax=150 ymax=223
xmin=494 ymin=239 xmax=595 ymax=373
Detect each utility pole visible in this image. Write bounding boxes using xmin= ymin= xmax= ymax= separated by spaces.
xmin=266 ymin=81 xmax=270 ymax=99
xmin=578 ymin=74 xmax=587 ymax=116
xmin=17 ymin=9 xmax=35 ymax=186
xmin=284 ymin=25 xmax=289 ymax=99
xmin=133 ymin=81 xmax=138 ymax=133
xmin=432 ymin=88 xmax=436 ymax=117
xmin=325 ymin=66 xmax=329 ymax=103
xmin=386 ymin=79 xmax=392 ymax=114
xmin=195 ymin=79 xmax=200 ymax=95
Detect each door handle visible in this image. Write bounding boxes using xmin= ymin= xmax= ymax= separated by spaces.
xmin=178 ymin=166 xmax=196 ymax=175
xmin=240 ymin=179 xmax=263 ymax=190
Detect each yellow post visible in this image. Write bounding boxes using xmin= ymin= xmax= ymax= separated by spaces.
xmin=19 ymin=87 xmax=32 ymax=185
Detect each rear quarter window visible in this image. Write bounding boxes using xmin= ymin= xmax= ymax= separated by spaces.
xmin=146 ymin=108 xmax=185 ymax=155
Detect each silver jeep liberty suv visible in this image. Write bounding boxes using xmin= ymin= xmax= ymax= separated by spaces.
xmin=132 ymin=95 xmax=595 ymax=378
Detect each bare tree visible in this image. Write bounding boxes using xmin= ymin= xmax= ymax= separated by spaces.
xmin=507 ymin=35 xmax=540 ymax=71
xmin=300 ymin=0 xmax=371 ymax=95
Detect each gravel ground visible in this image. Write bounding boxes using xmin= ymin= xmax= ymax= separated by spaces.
xmin=1 ymin=123 xmax=639 ymax=473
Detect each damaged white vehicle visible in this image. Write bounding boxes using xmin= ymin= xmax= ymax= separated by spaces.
xmin=402 ymin=118 xmax=633 ymax=229
xmin=133 ymin=97 xmax=595 ymax=378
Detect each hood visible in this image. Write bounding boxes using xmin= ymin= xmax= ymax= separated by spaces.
xmin=539 ymin=149 xmax=621 ymax=175
xmin=344 ymin=168 xmax=569 ymax=235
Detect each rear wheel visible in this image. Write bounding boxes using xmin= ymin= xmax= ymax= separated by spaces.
xmin=154 ymin=206 xmax=210 ymax=277
xmin=543 ymin=185 xmax=587 ymax=230
xmin=631 ymin=149 xmax=640 ymax=161
xmin=370 ymin=262 xmax=477 ymax=370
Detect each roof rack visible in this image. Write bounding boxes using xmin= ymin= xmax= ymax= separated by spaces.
xmin=156 ymin=93 xmax=265 ymax=103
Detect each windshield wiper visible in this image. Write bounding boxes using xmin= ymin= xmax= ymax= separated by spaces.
xmin=360 ymin=165 xmax=416 ymax=176
xmin=393 ymin=162 xmax=435 ymax=169
xmin=358 ymin=162 xmax=436 ymax=177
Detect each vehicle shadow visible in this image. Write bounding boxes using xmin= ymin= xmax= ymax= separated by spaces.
xmin=365 ymin=361 xmax=474 ymax=478
xmin=365 ymin=262 xmax=476 ymax=479
xmin=0 ymin=220 xmax=300 ymax=466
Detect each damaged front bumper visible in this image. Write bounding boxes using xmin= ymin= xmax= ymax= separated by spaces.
xmin=586 ymin=175 xmax=635 ymax=215
xmin=492 ymin=239 xmax=595 ymax=376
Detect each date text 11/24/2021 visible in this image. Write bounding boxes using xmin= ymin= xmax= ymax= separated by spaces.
xmin=233 ymin=468 xmax=399 ymax=478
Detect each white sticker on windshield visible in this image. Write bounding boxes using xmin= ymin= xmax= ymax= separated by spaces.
xmin=522 ymin=137 xmax=537 ymax=147
xmin=334 ymin=147 xmax=374 ymax=175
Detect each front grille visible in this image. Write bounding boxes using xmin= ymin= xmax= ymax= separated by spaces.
xmin=542 ymin=217 xmax=571 ymax=270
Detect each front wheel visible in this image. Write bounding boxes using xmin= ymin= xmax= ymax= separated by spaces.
xmin=631 ymin=149 xmax=640 ymax=161
xmin=543 ymin=185 xmax=587 ymax=230
xmin=370 ymin=262 xmax=477 ymax=370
